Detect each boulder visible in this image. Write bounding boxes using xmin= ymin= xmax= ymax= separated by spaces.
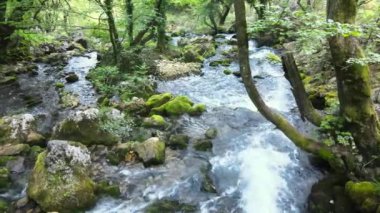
xmin=26 ymin=131 xmax=46 ymax=146
xmin=205 ymin=128 xmax=218 ymax=139
xmin=194 ymin=139 xmax=213 ymax=152
xmin=27 ymin=140 xmax=96 ymax=212
xmin=52 ymin=108 xmax=119 ymax=146
xmin=144 ymin=200 xmax=197 ymax=213
xmin=167 ymin=134 xmax=189 ymax=150
xmin=142 ymin=115 xmax=167 ymax=128
xmin=135 ymin=137 xmax=165 ymax=166
xmin=65 ymin=73 xmax=79 ymax=83
xmin=0 ymin=114 xmax=36 ymax=144
xmin=151 ymin=96 xmax=206 ymax=116
xmin=155 ymin=60 xmax=202 ymax=80
xmin=0 ymin=144 xmax=30 ymax=156
xmin=146 ymin=93 xmax=173 ymax=109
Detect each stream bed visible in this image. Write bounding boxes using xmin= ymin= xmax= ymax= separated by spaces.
xmin=90 ymin=35 xmax=323 ymax=212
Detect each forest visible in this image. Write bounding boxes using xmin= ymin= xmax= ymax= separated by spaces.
xmin=0 ymin=0 xmax=380 ymax=212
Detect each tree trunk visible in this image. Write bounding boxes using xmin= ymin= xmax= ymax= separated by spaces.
xmin=327 ymin=0 xmax=380 ymax=160
xmin=156 ymin=0 xmax=166 ymax=52
xmin=219 ymin=2 xmax=232 ymax=26
xmin=104 ymin=0 xmax=121 ymax=62
xmin=282 ymin=52 xmax=322 ymax=126
xmin=233 ymin=0 xmax=337 ymax=163
xmin=126 ymin=0 xmax=134 ymax=46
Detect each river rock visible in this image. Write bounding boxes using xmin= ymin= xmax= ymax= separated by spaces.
xmin=194 ymin=139 xmax=213 ymax=152
xmin=142 ymin=115 xmax=167 ymax=128
xmin=151 ymin=95 xmax=206 ymax=116
xmin=27 ymin=140 xmax=96 ymax=212
xmin=1 ymin=114 xmax=36 ymax=144
xmin=156 ymin=60 xmax=202 ymax=80
xmin=26 ymin=131 xmax=45 ymax=146
xmin=205 ymin=128 xmax=218 ymax=139
xmin=65 ymin=73 xmax=79 ymax=83
xmin=52 ymin=108 xmax=119 ymax=146
xmin=0 ymin=144 xmax=30 ymax=156
xmin=167 ymin=134 xmax=189 ymax=150
xmin=135 ymin=137 xmax=165 ymax=166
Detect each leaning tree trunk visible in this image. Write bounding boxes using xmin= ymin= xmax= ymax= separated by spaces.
xmin=156 ymin=0 xmax=166 ymax=52
xmin=327 ymin=0 xmax=380 ymax=160
xmin=233 ymin=0 xmax=340 ymax=168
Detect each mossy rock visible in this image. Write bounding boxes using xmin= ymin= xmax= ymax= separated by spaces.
xmin=168 ymin=134 xmax=189 ymax=150
xmin=55 ymin=82 xmax=65 ymax=88
xmin=142 ymin=115 xmax=167 ymax=128
xmin=0 ymin=119 xmax=11 ymax=145
xmin=0 ymin=76 xmax=17 ymax=86
xmin=266 ymin=52 xmax=282 ymax=64
xmin=152 ymin=96 xmax=206 ymax=117
xmin=0 ymin=144 xmax=30 ymax=156
xmin=223 ymin=69 xmax=232 ymax=75
xmin=0 ymin=167 xmax=10 ymax=190
xmin=0 ymin=199 xmax=9 ymax=213
xmin=345 ymin=181 xmax=380 ymax=212
xmin=95 ymin=181 xmax=121 ymax=198
xmin=144 ymin=200 xmax=197 ymax=213
xmin=146 ymin=93 xmax=173 ymax=108
xmin=194 ymin=139 xmax=213 ymax=152
xmin=200 ymin=167 xmax=216 ymax=193
xmin=29 ymin=146 xmax=44 ymax=161
xmin=27 ymin=152 xmax=96 ymax=213
xmin=205 ymin=128 xmax=218 ymax=139
xmin=209 ymin=58 xmax=233 ymax=67
xmin=135 ymin=137 xmax=165 ymax=167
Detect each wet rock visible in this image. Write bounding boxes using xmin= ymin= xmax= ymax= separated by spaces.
xmin=180 ymin=36 xmax=216 ymax=63
xmin=27 ymin=140 xmax=96 ymax=212
xmin=59 ymin=91 xmax=80 ymax=108
xmin=135 ymin=137 xmax=165 ymax=166
xmin=232 ymin=71 xmax=241 ymax=77
xmin=167 ymin=134 xmax=189 ymax=150
xmin=0 ymin=144 xmax=30 ymax=156
xmin=142 ymin=115 xmax=167 ymax=128
xmin=6 ymin=157 xmax=25 ymax=173
xmin=201 ymin=167 xmax=217 ymax=193
xmin=0 ymin=76 xmax=17 ymax=86
xmin=65 ymin=73 xmax=79 ymax=83
xmin=194 ymin=139 xmax=213 ymax=152
xmin=156 ymin=60 xmax=202 ymax=80
xmin=209 ymin=58 xmax=233 ymax=67
xmin=15 ymin=197 xmax=29 ymax=208
xmin=26 ymin=131 xmax=46 ymax=146
xmin=52 ymin=108 xmax=119 ymax=146
xmin=223 ymin=69 xmax=232 ymax=75
xmin=123 ymin=97 xmax=147 ymax=115
xmin=74 ymin=38 xmax=88 ymax=49
xmin=205 ymin=128 xmax=218 ymax=139
xmin=22 ymin=94 xmax=43 ymax=108
xmin=144 ymin=200 xmax=197 ymax=213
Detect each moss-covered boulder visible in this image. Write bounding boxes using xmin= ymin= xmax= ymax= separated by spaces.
xmin=205 ymin=128 xmax=218 ymax=139
xmin=52 ymin=108 xmax=119 ymax=146
xmin=167 ymin=134 xmax=190 ymax=150
xmin=346 ymin=181 xmax=380 ymax=212
xmin=194 ymin=139 xmax=213 ymax=152
xmin=27 ymin=140 xmax=96 ymax=212
xmin=152 ymin=96 xmax=206 ymax=116
xmin=146 ymin=93 xmax=173 ymax=109
xmin=135 ymin=137 xmax=165 ymax=167
xmin=209 ymin=58 xmax=233 ymax=67
xmin=0 ymin=144 xmax=30 ymax=156
xmin=144 ymin=200 xmax=197 ymax=213
xmin=0 ymin=114 xmax=36 ymax=144
xmin=95 ymin=181 xmax=121 ymax=198
xmin=142 ymin=115 xmax=167 ymax=128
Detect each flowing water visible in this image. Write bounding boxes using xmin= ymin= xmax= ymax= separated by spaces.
xmin=90 ymin=35 xmax=322 ymax=212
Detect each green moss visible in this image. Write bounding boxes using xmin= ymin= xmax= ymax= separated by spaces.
xmin=0 ymin=167 xmax=10 ymax=190
xmin=168 ymin=134 xmax=189 ymax=150
xmin=0 ymin=76 xmax=17 ymax=86
xmin=29 ymin=146 xmax=44 ymax=161
xmin=194 ymin=139 xmax=213 ymax=152
xmin=0 ymin=119 xmax=11 ymax=145
xmin=0 ymin=156 xmax=16 ymax=167
xmin=209 ymin=58 xmax=233 ymax=67
xmin=345 ymin=181 xmax=380 ymax=212
xmin=145 ymin=200 xmax=197 ymax=213
xmin=223 ymin=69 xmax=232 ymax=75
xmin=152 ymin=96 xmax=193 ymax=116
xmin=189 ymin=104 xmax=207 ymax=116
xmin=27 ymin=152 xmax=96 ymax=213
xmin=106 ymin=151 xmax=123 ymax=165
xmin=95 ymin=181 xmax=121 ymax=198
xmin=55 ymin=82 xmax=65 ymax=88
xmin=266 ymin=52 xmax=282 ymax=64
xmin=146 ymin=93 xmax=173 ymax=108
xmin=0 ymin=199 xmax=9 ymax=213
xmin=142 ymin=115 xmax=167 ymax=128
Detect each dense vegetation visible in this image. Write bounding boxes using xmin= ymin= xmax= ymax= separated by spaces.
xmin=0 ymin=0 xmax=380 ymax=212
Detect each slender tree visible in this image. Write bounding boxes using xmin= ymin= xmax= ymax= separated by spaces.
xmin=156 ymin=0 xmax=167 ymax=52
xmin=126 ymin=0 xmax=134 ymax=46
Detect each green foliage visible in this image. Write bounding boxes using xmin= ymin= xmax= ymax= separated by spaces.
xmin=98 ymin=107 xmax=135 ymax=141
xmin=320 ymin=115 xmax=354 ymax=147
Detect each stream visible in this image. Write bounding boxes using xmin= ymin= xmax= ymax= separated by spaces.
xmin=90 ymin=34 xmax=323 ymax=212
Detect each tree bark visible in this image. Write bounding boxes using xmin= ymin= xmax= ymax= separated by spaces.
xmin=126 ymin=0 xmax=134 ymax=46
xmin=104 ymin=0 xmax=121 ymax=62
xmin=156 ymin=0 xmax=166 ymax=52
xmin=327 ymin=0 xmax=380 ymax=159
xmin=233 ymin=0 xmax=336 ymax=162
xmin=219 ymin=2 xmax=232 ymax=26
xmin=282 ymin=52 xmax=322 ymax=126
